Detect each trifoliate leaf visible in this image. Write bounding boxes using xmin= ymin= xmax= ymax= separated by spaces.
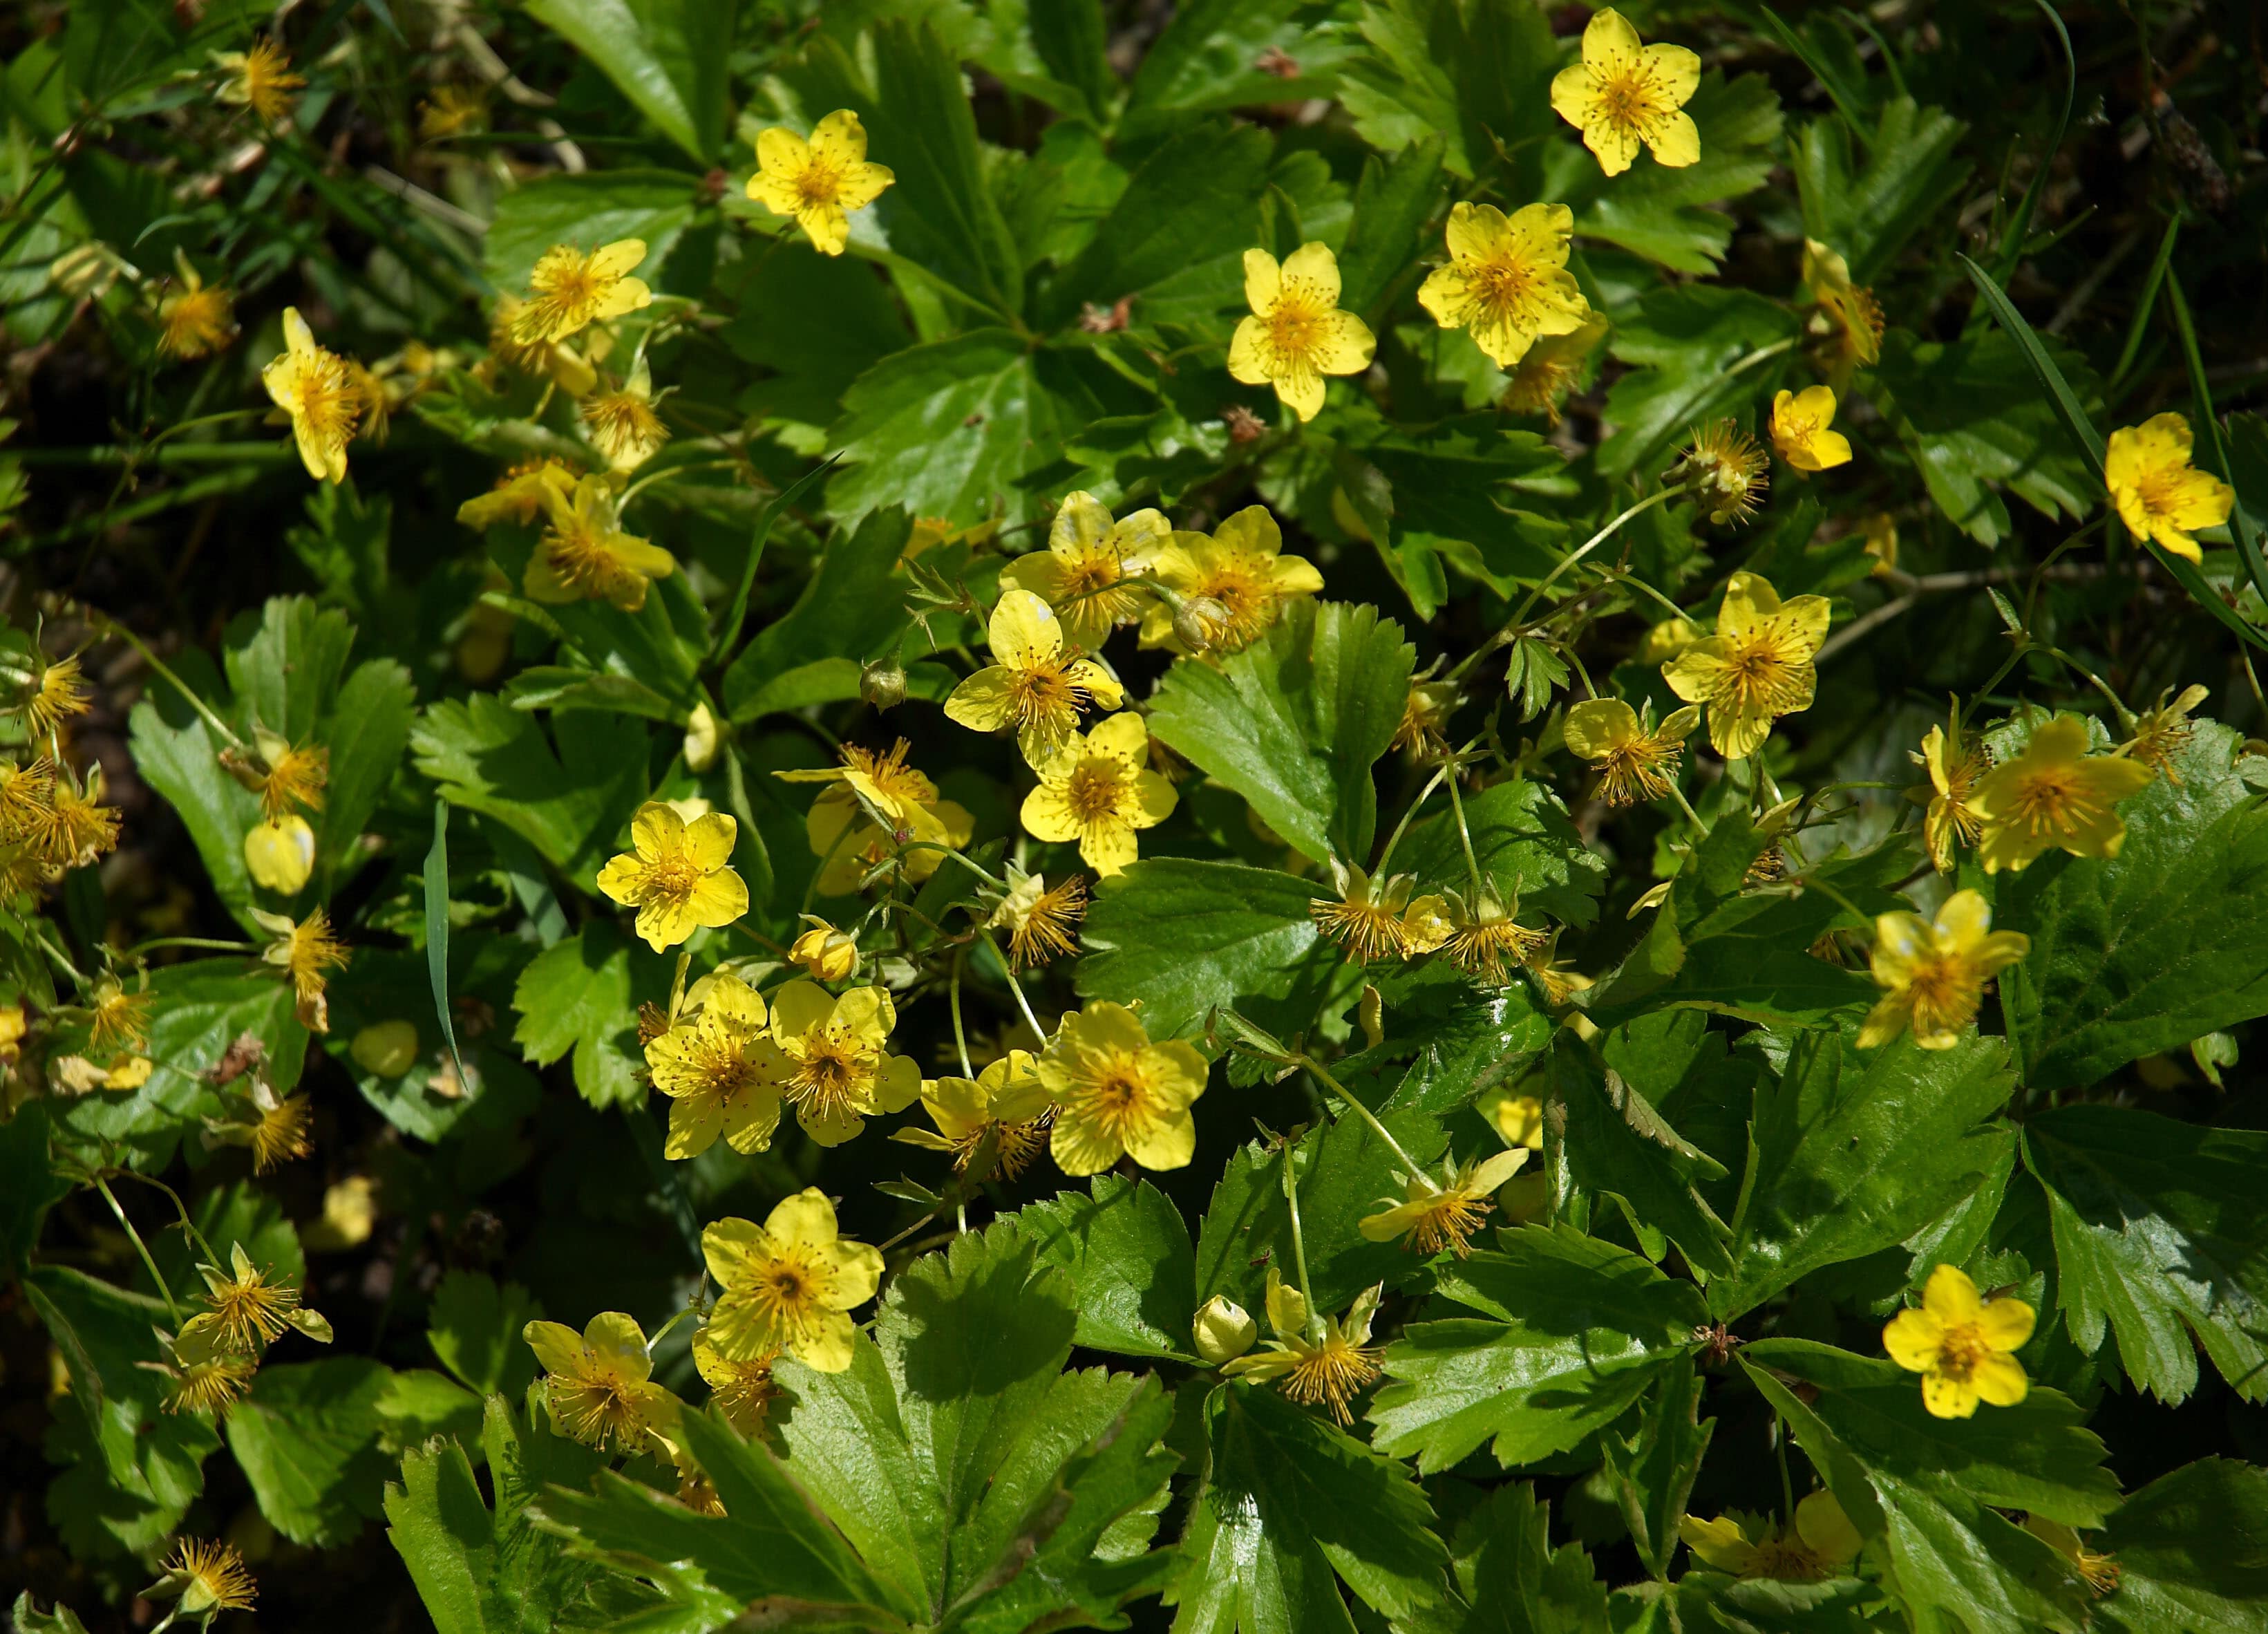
xmin=510 ymin=921 xmax=663 ymax=1109
xmin=412 ymin=696 xmax=650 ymax=879
xmin=1397 ymin=1481 xmax=1609 ymax=1634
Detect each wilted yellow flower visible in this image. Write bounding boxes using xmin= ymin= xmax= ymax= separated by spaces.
xmin=1438 ymin=885 xmax=1547 ymax=983
xmin=1002 ymin=492 xmax=1168 ymax=651
xmin=597 ymin=802 xmax=748 ymax=951
xmin=1802 ymin=241 xmax=1883 ymax=393
xmin=1770 ymin=386 xmax=1852 ymax=473
xmin=1390 ymin=677 xmax=1460 ymax=760
xmin=747 ymin=111 xmax=895 ymax=256
xmin=945 ymin=589 xmax=1124 ymax=765
xmin=417 ymin=85 xmax=487 ymax=142
xmin=249 ymin=1089 xmax=314 ymax=1174
xmin=253 ymin=905 xmax=350 ymax=1032
xmin=512 ymin=239 xmax=652 ymax=346
xmin=527 ymin=476 xmax=677 ymax=612
xmin=244 ymin=814 xmax=315 ymax=894
xmin=1139 ymin=506 xmax=1323 ymax=655
xmin=778 ymin=740 xmax=974 ymax=896
xmin=1039 ymin=1000 xmax=1209 ymax=1176
xmin=1680 ymin=1492 xmax=1862 ymax=1581
xmin=1020 ymin=711 xmax=1178 ymax=878
xmin=646 ymin=973 xmax=779 ymax=1159
xmin=896 ymin=1050 xmax=1052 ymax=1180
xmin=1884 ymin=1263 xmax=2034 ymax=1419
xmin=703 ymin=1190 xmax=883 ymax=1372
xmin=1857 ymin=890 xmax=2029 ymax=1051
xmin=1222 ymin=1270 xmax=1383 ymax=1426
xmin=755 ymin=979 xmax=920 ymax=1146
xmin=1662 ymin=572 xmax=1829 ymax=760
xmin=1564 ymin=697 xmax=1701 ymax=806
xmin=788 ymin=917 xmax=859 ymax=982
xmin=1968 ymin=715 xmax=2155 ymax=873
xmin=2105 ymin=412 xmax=2234 ymax=564
xmin=262 ymin=308 xmax=360 ymax=483
xmin=86 ymin=978 xmax=149 ymax=1054
xmin=1229 ymin=243 xmax=1375 ymax=423
xmin=158 ymin=1345 xmax=258 ymax=1417
xmin=1907 ymin=712 xmax=1990 ymax=874
xmin=1361 ymin=1148 xmax=1529 ymax=1257
xmin=222 ymin=726 xmax=329 ymax=823
xmin=187 ymin=1241 xmax=329 ymax=1356
xmin=1549 ymin=8 xmax=1700 ymax=177
xmin=213 ymin=37 xmax=304 ymax=124
xmin=1419 ymin=202 xmax=1591 ymax=368
xmin=1500 ymin=314 xmax=1608 ymax=426
xmin=988 ymin=863 xmax=1087 ymax=969
xmin=19 ymin=655 xmax=89 ymax=742
xmin=486 ymin=296 xmax=602 ymax=396
xmin=149 ymin=1537 xmax=258 ymax=1616
xmin=1310 ymin=859 xmax=1445 ymax=964
xmin=524 ymin=1312 xmax=681 ymax=1454
xmin=581 ymin=359 xmax=671 ymax=470
xmin=457 ymin=459 xmax=579 ymax=531
xmin=2023 ymin=1514 xmax=2121 ymax=1596
xmin=691 ymin=1330 xmax=777 ymax=1436
xmin=1665 ymin=420 xmax=1769 ymax=525
xmin=157 ymin=252 xmax=237 ymax=360
xmin=2121 ymin=683 xmax=2209 ymax=781
xmin=51 ymin=1053 xmax=154 ymax=1094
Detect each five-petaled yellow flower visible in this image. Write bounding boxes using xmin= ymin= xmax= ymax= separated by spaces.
xmin=1020 ymin=711 xmax=1178 ymax=878
xmin=702 ymin=1189 xmax=883 ymax=1373
xmin=1228 ymin=243 xmax=1376 ymax=424
xmin=1884 ymin=1263 xmax=2034 ymax=1419
xmin=1967 ymin=715 xmax=2154 ymax=874
xmin=896 ymin=1050 xmax=1053 ymax=1181
xmin=1907 ymin=709 xmax=1990 ymax=874
xmin=1563 ymin=697 xmax=1701 ymax=806
xmin=945 ymin=588 xmax=1124 ymax=766
xmin=754 ymin=979 xmax=920 ymax=1146
xmin=457 ymin=458 xmax=578 ymax=531
xmin=597 ymin=801 xmax=748 ymax=951
xmin=1662 ymin=572 xmax=1830 ymax=760
xmin=1419 ymin=202 xmax=1591 ymax=368
xmin=1770 ymin=386 xmax=1853 ymax=473
xmin=1002 ymin=492 xmax=1168 ymax=651
xmin=1550 ymin=8 xmax=1701 ymax=178
xmin=1221 ymin=1270 xmax=1383 ymax=1426
xmin=1138 ymin=505 xmax=1324 ymax=655
xmin=1360 ymin=1148 xmax=1530 ymax=1257
xmin=511 ymin=239 xmax=652 ymax=346
xmin=788 ymin=917 xmax=859 ymax=982
xmin=1680 ymin=1492 xmax=1862 ymax=1581
xmin=527 ymin=475 xmax=678 ymax=612
xmin=1038 ymin=1000 xmax=1209 ymax=1176
xmin=1857 ymin=890 xmax=2029 ymax=1051
xmin=524 ymin=1312 xmax=681 ymax=1454
xmin=2105 ymin=412 xmax=2235 ymax=565
xmin=262 ymin=308 xmax=361 ymax=483
xmin=747 ymin=111 xmax=895 ymax=256
xmin=645 ymin=973 xmax=780 ymax=1159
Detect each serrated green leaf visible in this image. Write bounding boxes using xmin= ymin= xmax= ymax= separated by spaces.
xmin=1400 ymin=1481 xmax=1609 ymax=1634
xmin=1598 ymin=288 xmax=1801 ymax=480
xmin=520 ymin=0 xmax=733 ymax=163
xmin=1019 ymin=1174 xmax=1199 ymax=1361
xmin=1607 ymin=1364 xmax=1714 ymax=1581
xmin=224 ymin=1357 xmax=400 ymax=1546
xmin=426 ymin=1271 xmax=545 ymax=1399
xmin=1397 ymin=776 xmax=1607 ymax=929
xmin=510 ymin=921 xmax=661 ymax=1109
xmin=2096 ymin=1457 xmax=2268 ymax=1634
xmin=483 ymin=169 xmax=707 ymax=293
xmin=413 ymin=696 xmax=650 ymax=878
xmin=1561 ymin=75 xmax=1783 ymax=273
xmin=723 ymin=507 xmax=911 ymax=723
xmin=1793 ymin=99 xmax=1972 ymax=284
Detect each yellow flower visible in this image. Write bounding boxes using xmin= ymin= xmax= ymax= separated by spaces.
xmin=1221 ymin=1270 xmax=1383 ymax=1426
xmin=19 ymin=655 xmax=90 ymax=741
xmin=158 ymin=1345 xmax=258 ymax=1417
xmin=778 ymin=740 xmax=974 ymax=896
xmin=1862 ymin=514 xmax=1898 ymax=576
xmin=987 ymin=863 xmax=1087 ymax=969
xmin=1438 ymin=885 xmax=1547 ymax=983
xmin=457 ymin=458 xmax=580 ymax=531
xmin=788 ymin=917 xmax=859 ymax=982
xmin=1489 ymin=1090 xmax=1547 ymax=1152
xmin=262 ymin=308 xmax=361 ymax=483
xmin=1967 ymin=715 xmax=2155 ymax=873
xmin=157 ymin=252 xmax=236 ymax=360
xmin=248 ymin=1089 xmax=314 ymax=1174
xmin=896 ymin=1050 xmax=1053 ymax=1180
xmin=1500 ymin=314 xmax=1609 ymax=426
xmin=1001 ymin=492 xmax=1168 ymax=651
xmin=1309 ymin=859 xmax=1445 ymax=964
xmin=1038 ymin=1000 xmax=1209 ymax=1175
xmin=253 ymin=905 xmax=350 ymax=1033
xmin=581 ymin=359 xmax=671 ymax=470
xmin=2120 ymin=683 xmax=2209 ymax=782
xmin=487 ymin=296 xmax=601 ymax=396
xmin=187 ymin=1241 xmax=329 ymax=1355
xmin=1549 ymin=8 xmax=1701 ymax=177
xmin=1228 ymin=243 xmax=1375 ymax=423
xmin=1665 ymin=420 xmax=1769 ymax=525
xmin=1360 ymin=1148 xmax=1529 ymax=1257
xmin=1770 ymin=386 xmax=1852 ymax=473
xmin=213 ymin=36 xmax=304 ymax=124
xmin=1020 ymin=711 xmax=1178 ymax=877
xmin=418 ymin=85 xmax=489 ymax=142
xmin=754 ymin=979 xmax=920 ymax=1145
xmin=1662 ymin=572 xmax=1830 ymax=760
xmin=149 ymin=1537 xmax=258 ymax=1616
xmin=1563 ymin=697 xmax=1701 ymax=806
xmin=945 ymin=589 xmax=1124 ymax=765
xmin=1390 ymin=676 xmax=1460 ymax=760
xmin=511 ymin=239 xmax=652 ymax=346
xmin=1883 ymin=1263 xmax=2034 ymax=1419
xmin=1418 ymin=202 xmax=1591 ymax=368
xmin=223 ymin=726 xmax=329 ymax=822
xmin=524 ymin=1312 xmax=681 ymax=1454
xmin=1802 ymin=241 xmax=1883 ymax=393
xmin=2022 ymin=1514 xmax=2121 ymax=1596
xmin=244 ymin=814 xmax=316 ymax=894
xmin=2105 ymin=412 xmax=2234 ymax=564
xmin=702 ymin=1189 xmax=884 ymax=1372
xmin=1679 ymin=1491 xmax=1862 ymax=1580
xmin=1907 ymin=711 xmax=1990 ymax=874
xmin=1137 ymin=506 xmax=1323 ymax=655
xmin=52 ymin=1053 xmax=154 ymax=1095
xmin=87 ymin=978 xmax=150 ymax=1053
xmin=1857 ymin=890 xmax=2029 ymax=1051
xmin=691 ymin=1330 xmax=777 ymax=1436
xmin=596 ymin=802 xmax=749 ymax=951
xmin=645 ymin=973 xmax=780 ymax=1159
xmin=747 ymin=111 xmax=895 ymax=256
xmin=527 ymin=475 xmax=677 ymax=612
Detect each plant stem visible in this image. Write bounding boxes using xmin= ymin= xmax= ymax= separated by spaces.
xmin=90 ymin=614 xmax=245 ymax=749
xmin=94 ymin=1177 xmax=181 ymax=1325
xmin=1300 ymin=1054 xmax=1437 ymax=1191
xmin=949 ymin=950 xmax=974 ymax=1078
xmin=976 ymin=929 xmax=1048 ymax=1041
xmin=1444 ymin=767 xmax=1485 ymax=899
xmin=1374 ymin=759 xmax=1454 ymax=873
xmin=1450 ymin=489 xmax=1681 ymax=686
xmin=1280 ymin=1144 xmax=1320 ymax=1339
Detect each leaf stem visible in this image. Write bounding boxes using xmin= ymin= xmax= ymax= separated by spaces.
xmin=94 ymin=1176 xmax=181 ymax=1325
xmin=1298 ymin=1053 xmax=1437 ymax=1192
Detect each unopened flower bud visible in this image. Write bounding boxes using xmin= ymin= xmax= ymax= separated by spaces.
xmin=789 ymin=916 xmax=860 ymax=982
xmin=860 ymin=656 xmax=907 ymax=710
xmin=243 ymin=815 xmax=315 ymax=894
xmin=681 ymin=700 xmax=721 ymax=771
xmin=1175 ymin=597 xmax=1229 ymax=652
xmin=350 ymin=1020 xmax=419 ymax=1078
xmin=1193 ymin=1295 xmax=1258 ymax=1364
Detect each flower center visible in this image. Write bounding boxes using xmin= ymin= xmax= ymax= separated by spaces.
xmin=1598 ymin=66 xmax=1664 ymax=130
xmin=747 ymin=1248 xmax=834 ymax=1335
xmin=1904 ymin=955 xmax=1983 ymax=1037
xmin=1282 ymin=1335 xmax=1382 ymax=1425
xmin=1263 ymin=289 xmax=1328 ymax=361
xmin=2007 ymin=767 xmax=2101 ymax=837
xmin=292 ymin=355 xmax=359 ymax=443
xmin=1717 ymin=625 xmax=1811 ymax=715
xmin=554 ymin=1362 xmax=641 ymax=1443
xmin=1748 ymin=1535 xmax=1833 ymax=1582
xmin=1008 ymin=660 xmax=1079 ymax=724
xmin=1932 ymin=1320 xmax=1992 ymax=1383
xmin=1473 ymin=254 xmax=1541 ymax=321
xmin=2133 ymin=467 xmax=2189 ymax=523
xmin=795 ymin=160 xmax=844 ymax=209
xmin=1064 ymin=760 xmax=1131 ymax=825
xmin=631 ymin=847 xmax=705 ymax=910
xmin=786 ymin=1035 xmax=873 ymax=1116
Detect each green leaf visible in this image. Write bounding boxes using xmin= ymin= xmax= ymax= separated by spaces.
xmin=1991 ymin=720 xmax=2268 ymax=1088
xmin=1741 ymin=1339 xmax=2115 ymax=1634
xmin=1169 ymin=1383 xmax=1445 ymax=1634
xmin=8 ymin=1593 xmax=92 ymax=1634
xmin=2023 ymin=1104 xmax=2268 ymax=1406
xmin=511 ymin=921 xmax=663 ymax=1109
xmin=1122 ymin=0 xmax=1359 ymax=139
xmin=1347 ymin=421 xmax=1573 ymax=606
xmin=224 ymin=1358 xmax=401 ymax=1546
xmin=1369 ymin=1226 xmax=1707 ymax=1473
xmin=723 ymin=508 xmax=911 ymax=722
xmin=424 ymin=801 xmax=472 ymax=1101
xmin=1148 ymin=599 xmax=1417 ymax=867
xmin=1395 ymin=776 xmax=1608 ymax=929
xmin=317 ymin=656 xmax=417 ymax=894
xmin=2097 ymin=1457 xmax=2268 ymax=1634
xmin=1710 ymin=1028 xmax=2017 ymax=1319
xmin=413 ymin=695 xmax=650 ymax=879
xmin=1339 ymin=0 xmax=1558 ymax=185
xmin=483 ymin=169 xmax=708 ymax=294
xmin=1336 ymin=135 xmax=1446 ymax=318
xmin=1019 ymin=1174 xmax=1199 ymax=1362
xmin=1598 ymin=287 xmax=1801 ymax=480
xmin=1560 ymin=75 xmax=1783 ymax=273
xmin=502 ymin=667 xmax=679 ymax=721
xmin=1606 ymin=1364 xmax=1714 ymax=1581
xmin=0 ymin=1104 xmax=69 ymax=1280
xmin=1551 ymin=1040 xmax=1733 ymax=1277
xmin=1404 ymin=1481 xmax=1609 ymax=1634
xmin=1077 ymin=858 xmax=1341 ymax=1041
xmin=1793 ymin=99 xmax=1972 ymax=284
xmin=426 ymin=1271 xmax=545 ymax=1399
xmin=520 ymin=0 xmax=733 ymax=162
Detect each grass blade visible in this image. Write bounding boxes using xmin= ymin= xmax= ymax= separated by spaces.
xmin=424 ymin=800 xmax=473 ymax=1094
xmin=713 ymin=453 xmax=840 ymax=663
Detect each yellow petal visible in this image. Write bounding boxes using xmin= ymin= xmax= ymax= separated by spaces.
xmin=790 ymin=1308 xmax=858 ymax=1373
xmin=1882 ymin=1306 xmax=1945 ymax=1372
xmin=764 ymin=1187 xmax=840 ymax=1248
xmin=945 ymin=666 xmax=1021 ymax=733
xmin=1278 ymin=241 xmax=1343 ymax=308
xmin=1563 ymin=698 xmax=1641 ymax=760
xmin=1921 ymin=1263 xmax=1983 ymax=1326
xmin=1977 ymin=1295 xmax=2037 ymax=1353
xmin=1972 ymin=1350 xmax=2030 ymax=1406
xmin=989 ymin=588 xmax=1063 ymax=669
xmin=1240 ymin=247 xmax=1283 ymax=314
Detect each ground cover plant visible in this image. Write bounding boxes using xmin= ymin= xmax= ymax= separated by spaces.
xmin=3 ymin=0 xmax=2267 ymax=1628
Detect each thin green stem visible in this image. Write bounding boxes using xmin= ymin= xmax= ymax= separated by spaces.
xmin=1374 ymin=760 xmax=1454 ymax=874
xmin=1451 ymin=489 xmax=1682 ymax=686
xmin=1301 ymin=1055 xmax=1437 ymax=1190
xmin=1444 ymin=768 xmax=1484 ymax=899
xmin=1280 ymin=1145 xmax=1319 ymax=1339
xmin=32 ymin=927 xmax=86 ymax=990
xmin=908 ymin=842 xmax=1007 ymax=892
xmin=976 ymin=929 xmax=1048 ymax=1041
xmin=949 ymin=950 xmax=974 ymax=1078
xmin=644 ymin=1306 xmax=697 ymax=1354
xmin=123 ymin=936 xmax=256 ymax=958
xmin=90 ymin=615 xmax=244 ymax=749
xmin=95 ymin=1178 xmax=181 ymax=1325
xmin=1665 ymin=778 xmax=1706 ymax=834
xmin=1774 ymin=1412 xmax=1797 ymax=1522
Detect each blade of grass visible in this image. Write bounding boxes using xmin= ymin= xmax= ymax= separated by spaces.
xmin=713 ymin=453 xmax=838 ymax=661
xmin=1990 ymin=0 xmax=2076 ymax=284
xmin=2166 ymin=270 xmax=2268 ymax=609
xmin=2110 ymin=212 xmax=2181 ymax=391
xmin=424 ymin=800 xmax=473 ymax=1095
